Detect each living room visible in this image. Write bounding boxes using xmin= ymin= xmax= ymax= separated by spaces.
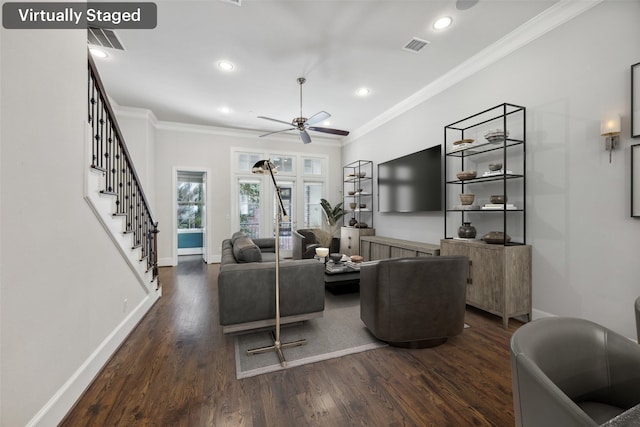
xmin=2 ymin=0 xmax=640 ymax=425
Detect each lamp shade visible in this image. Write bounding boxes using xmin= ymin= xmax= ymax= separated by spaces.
xmin=601 ymin=115 xmax=621 ymax=135
xmin=251 ymin=159 xmax=277 ymax=174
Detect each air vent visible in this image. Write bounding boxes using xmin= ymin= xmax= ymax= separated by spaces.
xmin=88 ymin=26 xmax=125 ymax=51
xmin=403 ymin=37 xmax=430 ymax=53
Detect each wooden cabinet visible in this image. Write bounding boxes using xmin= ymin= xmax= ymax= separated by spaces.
xmin=360 ymin=236 xmax=440 ymax=261
xmin=440 ymin=239 xmax=531 ymax=328
xmin=340 ymin=227 xmax=375 ymax=256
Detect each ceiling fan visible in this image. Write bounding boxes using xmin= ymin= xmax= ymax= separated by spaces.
xmin=258 ymin=77 xmax=349 ymax=144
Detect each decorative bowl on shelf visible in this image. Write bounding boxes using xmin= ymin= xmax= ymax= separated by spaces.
xmin=359 ymin=203 xmax=367 ymax=209
xmin=459 ymin=194 xmax=475 ymax=205
xmin=484 ymin=129 xmax=510 ymax=143
xmin=456 ymin=170 xmax=477 ymax=180
xmin=355 ymin=222 xmax=368 ymax=228
xmin=488 ymin=163 xmax=503 ymax=171
xmin=348 ymin=191 xmax=356 ymax=196
xmin=350 ymin=255 xmax=363 ymax=263
xmin=482 ymin=231 xmax=511 ymax=244
xmin=358 ymin=171 xmax=367 ymax=178
xmin=349 ymin=202 xmax=357 ymax=210
xmin=490 ymin=195 xmax=507 ymax=204
xmin=452 ymin=138 xmax=474 ymax=146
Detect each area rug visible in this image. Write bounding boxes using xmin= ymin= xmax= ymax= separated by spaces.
xmin=234 ymin=291 xmax=387 ymax=379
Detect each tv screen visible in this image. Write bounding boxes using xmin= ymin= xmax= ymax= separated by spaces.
xmin=378 ymin=145 xmax=442 ymax=212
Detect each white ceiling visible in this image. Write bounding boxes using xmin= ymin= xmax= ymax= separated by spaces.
xmin=91 ymin=0 xmax=563 ymax=143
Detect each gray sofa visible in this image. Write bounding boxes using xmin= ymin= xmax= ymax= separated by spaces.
xmin=218 ymin=231 xmax=325 ymax=333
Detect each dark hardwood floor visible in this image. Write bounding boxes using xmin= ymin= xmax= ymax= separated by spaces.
xmin=61 ymin=256 xmax=522 ymax=426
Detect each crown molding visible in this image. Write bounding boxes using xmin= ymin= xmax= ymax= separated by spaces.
xmin=343 ymin=0 xmax=603 ymax=146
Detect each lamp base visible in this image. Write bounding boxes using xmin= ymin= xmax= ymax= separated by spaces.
xmin=247 ymin=330 xmax=306 ymax=367
xmin=605 ymin=134 xmax=619 ymax=163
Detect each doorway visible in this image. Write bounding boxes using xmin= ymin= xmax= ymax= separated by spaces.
xmin=176 ymin=170 xmax=207 ymax=264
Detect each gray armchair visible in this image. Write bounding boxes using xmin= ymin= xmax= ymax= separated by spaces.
xmin=510 ymin=317 xmax=640 ymax=427
xmin=359 ymin=256 xmax=468 ymax=348
xmin=292 ymin=229 xmax=321 ymax=259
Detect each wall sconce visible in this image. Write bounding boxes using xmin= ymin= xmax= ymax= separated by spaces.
xmin=601 ymin=115 xmax=621 ymax=163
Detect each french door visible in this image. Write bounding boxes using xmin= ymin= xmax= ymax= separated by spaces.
xmin=235 ymin=177 xmax=295 ymax=257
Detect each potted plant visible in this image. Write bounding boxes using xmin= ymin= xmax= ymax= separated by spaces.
xmin=314 ymin=198 xmax=344 ymax=251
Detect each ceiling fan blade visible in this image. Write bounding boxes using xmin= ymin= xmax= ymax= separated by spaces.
xmin=258 ymin=116 xmax=294 ymax=127
xmin=259 ymin=128 xmax=295 ymax=138
xmin=300 ymin=130 xmax=312 ymax=144
xmin=306 ymin=111 xmax=331 ymax=126
xmin=308 ymin=126 xmax=350 ymax=136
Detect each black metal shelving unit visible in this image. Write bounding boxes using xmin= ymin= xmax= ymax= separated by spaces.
xmin=342 ymin=160 xmax=373 ymax=229
xmin=444 ymin=103 xmax=526 ymax=245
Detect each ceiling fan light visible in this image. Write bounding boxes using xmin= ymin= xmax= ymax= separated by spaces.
xmin=433 ymin=16 xmax=453 ymax=30
xmin=217 ymin=60 xmax=235 ymax=71
xmin=90 ymin=48 xmax=108 ymax=58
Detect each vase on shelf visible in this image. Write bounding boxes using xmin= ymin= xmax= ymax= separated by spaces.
xmin=458 ymin=222 xmax=477 ymax=239
xmin=349 ymin=217 xmax=357 ymax=226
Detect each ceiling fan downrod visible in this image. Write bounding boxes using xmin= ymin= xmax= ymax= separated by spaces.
xmin=297 ymin=77 xmax=306 ymax=122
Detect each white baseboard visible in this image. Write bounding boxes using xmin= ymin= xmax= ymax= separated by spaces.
xmin=26 ymin=290 xmax=161 ymax=427
xmin=158 ymin=257 xmax=174 ymax=267
xmin=531 ymin=308 xmax=556 ymax=320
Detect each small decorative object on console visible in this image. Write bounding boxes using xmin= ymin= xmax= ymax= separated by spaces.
xmin=482 ymin=231 xmax=511 ymax=244
xmin=458 ymin=222 xmax=477 ymax=239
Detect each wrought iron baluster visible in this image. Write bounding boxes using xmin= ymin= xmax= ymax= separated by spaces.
xmin=88 ymin=55 xmax=159 ymax=282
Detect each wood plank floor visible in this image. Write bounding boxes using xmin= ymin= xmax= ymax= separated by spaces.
xmin=61 ymin=256 xmax=523 ymax=426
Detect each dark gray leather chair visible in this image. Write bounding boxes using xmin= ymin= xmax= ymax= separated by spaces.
xmin=359 ymin=256 xmax=468 ymax=348
xmin=636 ymin=297 xmax=640 ymax=343
xmin=292 ymin=229 xmax=321 ymax=260
xmin=510 ymin=317 xmax=640 ymax=427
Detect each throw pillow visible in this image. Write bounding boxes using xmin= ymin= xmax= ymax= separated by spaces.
xmin=232 ymin=235 xmax=262 ymax=263
xmin=231 ymin=231 xmax=246 ymax=245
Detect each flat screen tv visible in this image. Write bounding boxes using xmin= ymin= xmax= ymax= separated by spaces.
xmin=377 ymin=145 xmax=442 ymax=212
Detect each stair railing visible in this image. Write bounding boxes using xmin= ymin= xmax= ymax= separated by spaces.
xmin=88 ymin=55 xmax=159 ymax=283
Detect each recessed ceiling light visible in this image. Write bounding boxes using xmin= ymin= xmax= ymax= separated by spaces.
xmin=433 ymin=16 xmax=453 ymax=30
xmin=217 ymin=60 xmax=235 ymax=71
xmin=218 ymin=106 xmax=231 ymax=114
xmin=323 ymin=121 xmax=331 ymax=126
xmin=89 ymin=48 xmax=108 ymax=58
xmin=356 ymin=87 xmax=371 ymax=97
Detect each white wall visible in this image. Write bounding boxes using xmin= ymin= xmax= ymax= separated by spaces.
xmin=1 ymin=30 xmax=157 ymax=427
xmin=343 ymin=0 xmax=640 ymax=339
xmin=152 ymin=122 xmax=343 ymax=265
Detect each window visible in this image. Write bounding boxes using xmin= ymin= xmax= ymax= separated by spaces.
xmin=177 ymin=173 xmax=204 ymax=229
xmin=303 ymin=158 xmax=323 ymax=175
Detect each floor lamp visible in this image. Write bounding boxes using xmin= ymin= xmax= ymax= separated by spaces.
xmin=247 ymin=159 xmax=306 ymax=367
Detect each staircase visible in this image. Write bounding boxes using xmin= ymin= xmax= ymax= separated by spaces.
xmin=85 ymin=56 xmax=160 ymax=291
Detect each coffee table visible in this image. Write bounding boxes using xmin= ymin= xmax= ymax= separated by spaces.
xmin=324 ymin=261 xmax=360 ymax=294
